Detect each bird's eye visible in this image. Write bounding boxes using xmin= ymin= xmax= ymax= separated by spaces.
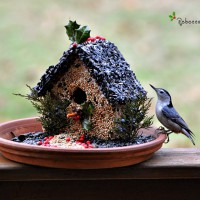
xmin=160 ymin=91 xmax=164 ymax=94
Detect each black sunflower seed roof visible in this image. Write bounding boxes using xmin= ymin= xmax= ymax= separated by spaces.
xmin=33 ymin=40 xmax=146 ymax=105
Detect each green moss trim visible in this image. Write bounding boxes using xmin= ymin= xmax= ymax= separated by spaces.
xmin=15 ymin=85 xmax=70 ymax=135
xmin=114 ymin=95 xmax=153 ymax=140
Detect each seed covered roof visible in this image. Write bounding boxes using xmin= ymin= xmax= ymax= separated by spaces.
xmin=33 ymin=40 xmax=146 ymax=105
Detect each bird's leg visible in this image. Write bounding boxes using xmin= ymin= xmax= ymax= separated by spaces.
xmin=156 ymin=127 xmax=173 ymax=143
xmin=158 ymin=126 xmax=164 ymax=130
xmin=165 ymin=129 xmax=173 ymax=134
xmin=164 ymin=130 xmax=173 ymax=144
xmin=164 ymin=133 xmax=170 ymax=143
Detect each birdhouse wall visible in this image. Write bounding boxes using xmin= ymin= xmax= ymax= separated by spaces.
xmin=51 ymin=58 xmax=117 ymax=139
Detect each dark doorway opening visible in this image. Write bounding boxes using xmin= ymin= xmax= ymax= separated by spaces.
xmin=72 ymin=87 xmax=87 ymax=104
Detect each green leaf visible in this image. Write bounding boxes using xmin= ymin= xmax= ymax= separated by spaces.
xmin=75 ymin=26 xmax=91 ymax=44
xmin=169 ymin=15 xmax=172 ymax=18
xmin=81 ymin=101 xmax=94 ymax=118
xmin=82 ymin=119 xmax=92 ymax=131
xmin=81 ymin=102 xmax=94 ymax=131
xmin=87 ymin=103 xmax=94 ymax=116
xmin=65 ymin=20 xmax=80 ymax=42
xmin=173 ymin=11 xmax=175 ymax=17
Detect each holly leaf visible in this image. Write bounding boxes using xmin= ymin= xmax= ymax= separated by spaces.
xmin=75 ymin=26 xmax=91 ymax=44
xmin=173 ymin=11 xmax=175 ymax=17
xmin=169 ymin=15 xmax=172 ymax=18
xmin=65 ymin=20 xmax=80 ymax=42
xmin=87 ymin=103 xmax=94 ymax=116
xmin=81 ymin=102 xmax=94 ymax=118
xmin=82 ymin=119 xmax=92 ymax=131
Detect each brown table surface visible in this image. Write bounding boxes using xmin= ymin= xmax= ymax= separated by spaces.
xmin=1 ymin=148 xmax=200 ymax=200
xmin=1 ymin=148 xmax=200 ymax=181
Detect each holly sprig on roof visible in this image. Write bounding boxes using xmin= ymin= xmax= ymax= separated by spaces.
xmin=65 ymin=20 xmax=91 ymax=44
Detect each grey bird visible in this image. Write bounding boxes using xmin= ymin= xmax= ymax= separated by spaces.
xmin=150 ymin=84 xmax=195 ymax=145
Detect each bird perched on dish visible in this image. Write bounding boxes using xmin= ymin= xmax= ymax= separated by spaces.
xmin=150 ymin=84 xmax=195 ymax=145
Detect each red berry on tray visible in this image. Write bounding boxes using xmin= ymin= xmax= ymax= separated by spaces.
xmin=66 ymin=137 xmax=71 ymax=142
xmin=76 ymin=141 xmax=81 ymax=145
xmin=49 ymin=136 xmax=54 ymax=140
xmin=82 ymin=143 xmax=88 ymax=148
xmin=86 ymin=140 xmax=91 ymax=144
xmin=44 ymin=140 xmax=49 ymax=145
xmin=37 ymin=141 xmax=43 ymax=145
xmin=79 ymin=138 xmax=84 ymax=143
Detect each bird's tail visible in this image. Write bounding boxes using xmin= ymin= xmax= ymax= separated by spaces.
xmin=182 ymin=128 xmax=195 ymax=145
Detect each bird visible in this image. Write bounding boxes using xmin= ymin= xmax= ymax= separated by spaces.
xmin=150 ymin=84 xmax=195 ymax=145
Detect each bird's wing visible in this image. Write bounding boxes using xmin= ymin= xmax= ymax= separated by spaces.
xmin=162 ymin=106 xmax=190 ymax=131
xmin=162 ymin=106 xmax=195 ymax=144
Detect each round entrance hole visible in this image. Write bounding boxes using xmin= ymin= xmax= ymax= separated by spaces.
xmin=72 ymin=87 xmax=87 ymax=104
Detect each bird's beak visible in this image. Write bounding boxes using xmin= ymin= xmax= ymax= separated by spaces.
xmin=150 ymin=84 xmax=157 ymax=91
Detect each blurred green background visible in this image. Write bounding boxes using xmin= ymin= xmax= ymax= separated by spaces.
xmin=0 ymin=0 xmax=200 ymax=147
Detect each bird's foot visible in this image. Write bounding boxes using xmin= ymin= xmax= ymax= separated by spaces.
xmin=164 ymin=130 xmax=175 ymax=143
xmin=157 ymin=126 xmax=172 ymax=133
xmin=157 ymin=126 xmax=165 ymax=131
xmin=164 ymin=133 xmax=170 ymax=144
xmin=165 ymin=130 xmax=173 ymax=134
xmin=156 ymin=127 xmax=173 ymax=143
xmin=156 ymin=126 xmax=167 ymax=134
xmin=163 ymin=130 xmax=173 ymax=144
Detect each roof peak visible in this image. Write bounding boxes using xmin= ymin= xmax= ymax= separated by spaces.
xmin=34 ymin=40 xmax=146 ymax=105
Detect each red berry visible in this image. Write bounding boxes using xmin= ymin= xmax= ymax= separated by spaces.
xmin=86 ymin=37 xmax=95 ymax=42
xmin=82 ymin=143 xmax=88 ymax=148
xmin=79 ymin=138 xmax=84 ymax=143
xmin=95 ymin=35 xmax=105 ymax=40
xmin=66 ymin=137 xmax=71 ymax=142
xmin=72 ymin=43 xmax=77 ymax=48
xmin=37 ymin=141 xmax=43 ymax=145
xmin=44 ymin=137 xmax=48 ymax=141
xmin=88 ymin=144 xmax=94 ymax=148
xmin=49 ymin=136 xmax=54 ymax=140
xmin=86 ymin=140 xmax=91 ymax=144
xmin=44 ymin=140 xmax=49 ymax=145
xmin=74 ymin=115 xmax=81 ymax=120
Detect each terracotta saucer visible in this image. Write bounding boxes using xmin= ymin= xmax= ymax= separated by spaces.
xmin=0 ymin=117 xmax=166 ymax=169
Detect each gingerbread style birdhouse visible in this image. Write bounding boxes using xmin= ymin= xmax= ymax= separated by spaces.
xmin=31 ymin=21 xmax=151 ymax=141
